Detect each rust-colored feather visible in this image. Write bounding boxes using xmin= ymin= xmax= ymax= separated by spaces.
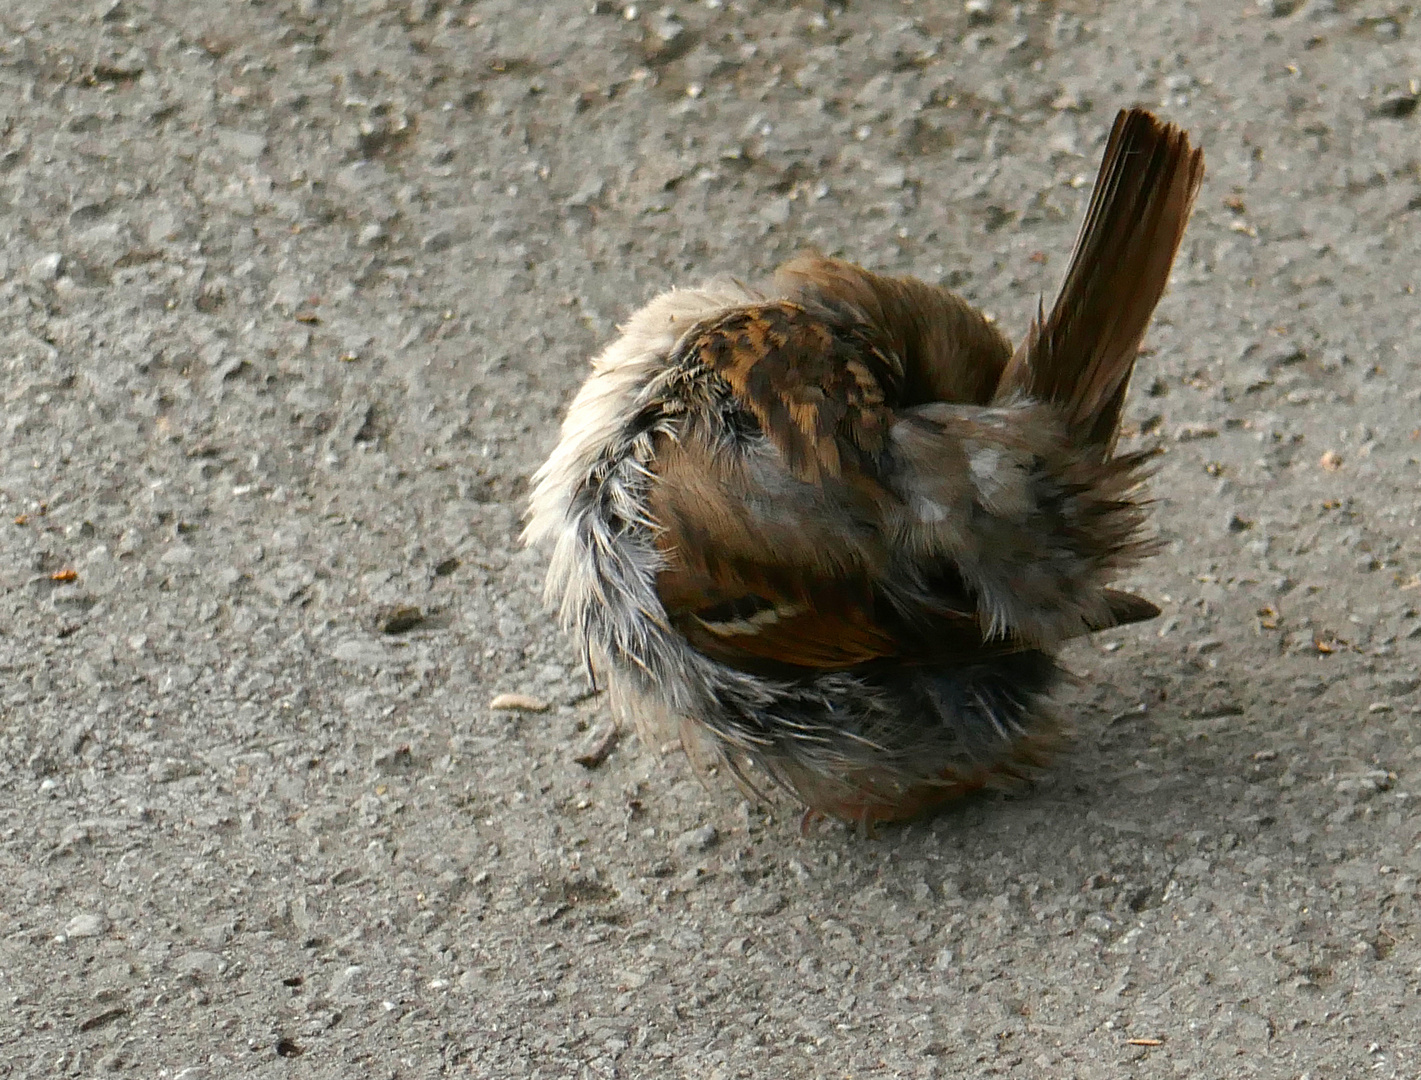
xmin=995 ymin=108 xmax=1205 ymax=452
xmin=775 ymin=253 xmax=1012 ymax=407
xmin=680 ymin=301 xmax=900 ymax=483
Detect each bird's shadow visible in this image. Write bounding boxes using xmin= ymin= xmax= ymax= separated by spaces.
xmin=755 ymin=644 xmax=1293 ymax=901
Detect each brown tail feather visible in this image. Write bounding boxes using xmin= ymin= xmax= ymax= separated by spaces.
xmin=995 ymin=109 xmax=1204 ymax=452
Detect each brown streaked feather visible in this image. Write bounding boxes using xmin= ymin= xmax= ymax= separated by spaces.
xmin=996 ymin=108 xmax=1204 ymax=452
xmin=678 ymin=301 xmax=901 ymax=484
xmin=775 ymin=253 xmax=1013 ymax=407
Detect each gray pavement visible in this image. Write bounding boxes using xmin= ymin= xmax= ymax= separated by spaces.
xmin=1 ymin=1 xmax=1419 ymax=1076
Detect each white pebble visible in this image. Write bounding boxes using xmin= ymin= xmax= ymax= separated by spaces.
xmin=65 ymin=913 xmax=105 ymax=939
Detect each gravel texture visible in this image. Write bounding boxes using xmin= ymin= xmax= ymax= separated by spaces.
xmin=1 ymin=0 xmax=1420 ymax=1077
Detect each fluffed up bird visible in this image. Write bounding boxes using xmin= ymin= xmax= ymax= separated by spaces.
xmin=525 ymin=108 xmax=1204 ymax=825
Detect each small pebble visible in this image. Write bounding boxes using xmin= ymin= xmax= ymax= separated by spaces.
xmin=65 ymin=913 xmax=105 ymax=939
xmin=573 ymin=723 xmax=620 ymax=768
xmin=875 ymin=166 xmax=907 ymax=190
xmin=674 ymin=824 xmax=719 ymax=854
xmin=174 ymin=951 xmax=226 ymax=981
xmin=421 ymin=229 xmax=455 ymax=253
xmin=30 ymin=252 xmax=64 ymax=281
xmin=652 ymin=13 xmax=683 ymax=41
xmin=215 ymin=129 xmax=267 ymax=160
xmin=1227 ymin=512 xmax=1253 ymax=533
xmin=729 ymin=889 xmax=784 ymax=916
xmin=372 ymin=744 xmax=415 ymax=771
xmin=759 ymin=198 xmax=792 ymax=226
xmin=379 ymin=606 xmax=425 ymax=634
xmin=565 ymin=179 xmax=605 ymax=208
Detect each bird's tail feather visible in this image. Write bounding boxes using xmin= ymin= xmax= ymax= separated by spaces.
xmin=994 ymin=108 xmax=1204 ymax=453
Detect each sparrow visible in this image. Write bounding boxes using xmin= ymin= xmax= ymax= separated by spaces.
xmin=525 ymin=108 xmax=1204 ymax=825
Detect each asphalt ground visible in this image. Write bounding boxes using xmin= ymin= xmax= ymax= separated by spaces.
xmin=1 ymin=1 xmax=1419 ymax=1077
